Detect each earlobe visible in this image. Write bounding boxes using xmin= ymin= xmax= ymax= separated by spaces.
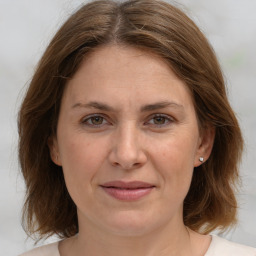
xmin=194 ymin=126 xmax=215 ymax=167
xmin=48 ymin=136 xmax=62 ymax=166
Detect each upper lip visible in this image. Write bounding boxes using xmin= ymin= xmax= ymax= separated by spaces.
xmin=101 ymin=181 xmax=155 ymax=189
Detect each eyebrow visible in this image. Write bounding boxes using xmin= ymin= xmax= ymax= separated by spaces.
xmin=71 ymin=101 xmax=184 ymax=112
xmin=72 ymin=102 xmax=114 ymax=111
xmin=140 ymin=101 xmax=184 ymax=112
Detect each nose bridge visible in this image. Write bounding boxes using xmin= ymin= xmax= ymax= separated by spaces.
xmin=119 ymin=122 xmax=138 ymax=154
xmin=110 ymin=121 xmax=146 ymax=169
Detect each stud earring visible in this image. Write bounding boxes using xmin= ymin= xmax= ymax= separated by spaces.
xmin=199 ymin=157 xmax=204 ymax=162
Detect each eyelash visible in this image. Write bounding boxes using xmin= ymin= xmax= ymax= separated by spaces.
xmin=81 ymin=114 xmax=109 ymax=127
xmin=81 ymin=114 xmax=174 ymax=128
xmin=145 ymin=114 xmax=174 ymax=127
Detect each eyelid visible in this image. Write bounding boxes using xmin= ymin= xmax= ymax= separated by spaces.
xmin=145 ymin=113 xmax=174 ymax=126
xmin=81 ymin=113 xmax=110 ymax=127
xmin=80 ymin=113 xmax=174 ymax=128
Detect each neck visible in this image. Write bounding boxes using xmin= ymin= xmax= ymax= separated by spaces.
xmin=60 ymin=214 xmax=198 ymax=256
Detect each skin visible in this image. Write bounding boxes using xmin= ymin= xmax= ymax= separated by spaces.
xmin=50 ymin=44 xmax=215 ymax=256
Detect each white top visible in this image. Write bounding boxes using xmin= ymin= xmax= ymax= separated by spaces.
xmin=205 ymin=236 xmax=256 ymax=256
xmin=19 ymin=235 xmax=256 ymax=256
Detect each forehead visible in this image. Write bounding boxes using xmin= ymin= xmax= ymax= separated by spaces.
xmin=73 ymin=44 xmax=183 ymax=85
xmin=62 ymin=44 xmax=194 ymax=111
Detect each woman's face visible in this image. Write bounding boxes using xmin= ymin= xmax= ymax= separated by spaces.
xmin=51 ymin=45 xmax=213 ymax=236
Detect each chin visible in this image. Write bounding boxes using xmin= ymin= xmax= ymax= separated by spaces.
xmin=101 ymin=210 xmax=165 ymax=237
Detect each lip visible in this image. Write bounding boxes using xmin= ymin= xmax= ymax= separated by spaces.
xmin=100 ymin=181 xmax=155 ymax=201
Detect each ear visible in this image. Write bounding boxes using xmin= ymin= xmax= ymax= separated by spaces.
xmin=48 ymin=136 xmax=62 ymax=166
xmin=194 ymin=125 xmax=215 ymax=167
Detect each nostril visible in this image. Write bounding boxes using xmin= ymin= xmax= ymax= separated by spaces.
xmin=108 ymin=147 xmax=147 ymax=170
xmin=111 ymin=161 xmax=141 ymax=170
xmin=113 ymin=162 xmax=120 ymax=167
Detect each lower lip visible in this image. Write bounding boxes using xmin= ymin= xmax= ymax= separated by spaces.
xmin=101 ymin=187 xmax=154 ymax=201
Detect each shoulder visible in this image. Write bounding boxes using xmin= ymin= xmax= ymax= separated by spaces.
xmin=205 ymin=235 xmax=256 ymax=256
xmin=18 ymin=241 xmax=60 ymax=256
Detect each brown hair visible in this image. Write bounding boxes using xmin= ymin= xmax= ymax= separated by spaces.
xmin=18 ymin=0 xmax=243 ymax=239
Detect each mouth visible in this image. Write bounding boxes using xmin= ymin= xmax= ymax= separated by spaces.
xmin=100 ymin=181 xmax=155 ymax=201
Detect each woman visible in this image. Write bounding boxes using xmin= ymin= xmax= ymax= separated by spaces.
xmin=18 ymin=0 xmax=256 ymax=255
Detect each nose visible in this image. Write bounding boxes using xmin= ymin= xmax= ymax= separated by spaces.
xmin=108 ymin=123 xmax=147 ymax=170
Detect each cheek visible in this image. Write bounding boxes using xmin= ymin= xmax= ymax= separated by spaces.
xmin=60 ymin=131 xmax=104 ymax=164
xmin=151 ymin=135 xmax=197 ymax=190
xmin=152 ymin=134 xmax=197 ymax=168
xmin=58 ymin=135 xmax=110 ymax=209
xmin=58 ymin=134 xmax=108 ymax=188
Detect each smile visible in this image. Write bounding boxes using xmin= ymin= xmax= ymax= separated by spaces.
xmin=100 ymin=181 xmax=155 ymax=201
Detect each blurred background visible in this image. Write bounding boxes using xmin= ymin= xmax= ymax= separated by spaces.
xmin=0 ymin=0 xmax=255 ymax=255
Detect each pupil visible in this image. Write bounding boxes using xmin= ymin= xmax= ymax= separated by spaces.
xmin=92 ymin=116 xmax=103 ymax=125
xmin=154 ymin=117 xmax=165 ymax=124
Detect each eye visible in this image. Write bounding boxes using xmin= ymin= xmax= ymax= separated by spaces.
xmin=81 ymin=114 xmax=109 ymax=127
xmin=146 ymin=114 xmax=173 ymax=127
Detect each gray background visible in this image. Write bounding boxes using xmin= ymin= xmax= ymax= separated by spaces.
xmin=0 ymin=0 xmax=255 ymax=255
